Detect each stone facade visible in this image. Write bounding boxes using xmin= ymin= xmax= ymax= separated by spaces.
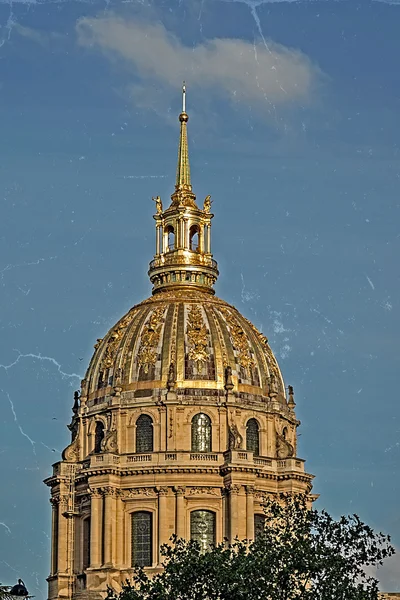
xmin=45 ymin=382 xmax=314 ymax=600
xmin=44 ymin=89 xmax=315 ymax=600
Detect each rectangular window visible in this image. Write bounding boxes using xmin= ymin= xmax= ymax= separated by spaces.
xmin=254 ymin=513 xmax=266 ymax=539
xmin=131 ymin=512 xmax=152 ymax=567
xmin=190 ymin=510 xmax=216 ymax=552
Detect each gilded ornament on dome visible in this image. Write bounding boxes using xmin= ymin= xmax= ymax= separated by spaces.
xmin=152 ymin=195 xmax=163 ymax=214
xmin=242 ymin=316 xmax=281 ymax=384
xmin=203 ymin=195 xmax=212 ymax=213
xmin=167 ymin=362 xmax=176 ymax=390
xmin=100 ymin=312 xmax=134 ymax=370
xmin=224 ymin=365 xmax=234 ymax=391
xmin=137 ymin=305 xmax=166 ymax=373
xmin=263 ymin=340 xmax=280 ymax=381
xmin=219 ymin=308 xmax=255 ymax=370
xmin=186 ymin=304 xmax=209 ymax=365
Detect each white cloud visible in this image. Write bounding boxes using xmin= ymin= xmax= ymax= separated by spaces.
xmin=75 ymin=15 xmax=322 ymax=114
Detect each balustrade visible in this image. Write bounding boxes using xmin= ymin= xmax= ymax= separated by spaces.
xmin=81 ymin=451 xmax=305 ymax=473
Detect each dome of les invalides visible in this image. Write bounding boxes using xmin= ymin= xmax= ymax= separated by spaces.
xmin=45 ymin=85 xmax=314 ymax=600
xmin=84 ymin=291 xmax=285 ymax=406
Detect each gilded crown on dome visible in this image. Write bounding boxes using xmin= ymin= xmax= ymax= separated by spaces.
xmin=148 ymin=84 xmax=219 ymax=295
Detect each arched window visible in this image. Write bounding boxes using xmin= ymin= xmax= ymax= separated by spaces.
xmin=189 ymin=224 xmax=200 ymax=251
xmin=82 ymin=518 xmax=91 ymax=570
xmin=190 ymin=510 xmax=216 ymax=551
xmin=94 ymin=421 xmax=104 ymax=453
xmin=246 ymin=418 xmax=260 ymax=456
xmin=254 ymin=513 xmax=266 ymax=539
xmin=136 ymin=414 xmax=153 ymax=453
xmin=165 ymin=225 xmax=175 ymax=251
xmin=131 ymin=512 xmax=152 ymax=567
xmin=191 ymin=413 xmax=212 ymax=452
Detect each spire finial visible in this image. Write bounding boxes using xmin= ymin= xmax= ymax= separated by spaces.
xmin=173 ymin=81 xmax=194 ymax=202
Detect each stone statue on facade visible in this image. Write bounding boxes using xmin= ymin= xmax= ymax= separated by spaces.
xmin=228 ymin=422 xmax=243 ymax=450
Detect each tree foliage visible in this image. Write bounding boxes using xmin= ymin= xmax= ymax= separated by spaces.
xmin=0 ymin=586 xmax=16 ymax=600
xmin=108 ymin=494 xmax=394 ymax=600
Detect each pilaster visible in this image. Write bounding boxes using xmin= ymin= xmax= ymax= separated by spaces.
xmin=115 ymin=491 xmax=124 ymax=568
xmin=57 ymin=493 xmax=69 ymax=573
xmin=245 ymin=486 xmax=255 ymax=540
xmin=89 ymin=489 xmax=103 ymax=568
xmin=157 ymin=486 xmax=169 ymax=563
xmin=103 ymin=487 xmax=116 ymax=566
xmin=226 ymin=484 xmax=241 ymax=542
xmin=174 ymin=486 xmax=186 ymax=539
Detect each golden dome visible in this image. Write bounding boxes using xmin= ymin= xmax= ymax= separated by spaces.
xmin=81 ymin=84 xmax=289 ymax=410
xmin=83 ymin=289 xmax=286 ymax=404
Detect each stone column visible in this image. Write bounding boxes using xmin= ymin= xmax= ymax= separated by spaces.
xmin=199 ymin=225 xmax=204 ymax=253
xmin=115 ymin=491 xmax=124 ymax=568
xmin=57 ymin=495 xmax=69 ymax=573
xmin=184 ymin=218 xmax=189 ymax=249
xmin=227 ymin=484 xmax=241 ymax=542
xmin=159 ymin=406 xmax=167 ymax=452
xmin=81 ymin=418 xmax=88 ymax=458
xmin=163 ymin=229 xmax=168 ymax=253
xmin=176 ymin=218 xmax=182 ymax=249
xmin=50 ymin=498 xmax=59 ymax=574
xmin=174 ymin=486 xmax=186 ymax=539
xmin=245 ymin=486 xmax=255 ymax=540
xmin=103 ymin=487 xmax=116 ymax=566
xmin=90 ymin=489 xmax=103 ymax=568
xmin=222 ymin=489 xmax=229 ymax=541
xmin=157 ymin=487 xmax=169 ymax=563
xmin=156 ymin=225 xmax=160 ymax=255
xmin=120 ymin=411 xmax=128 ymax=454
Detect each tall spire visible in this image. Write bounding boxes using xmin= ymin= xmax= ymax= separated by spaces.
xmin=148 ymin=83 xmax=219 ymax=294
xmin=171 ymin=82 xmax=197 ymax=208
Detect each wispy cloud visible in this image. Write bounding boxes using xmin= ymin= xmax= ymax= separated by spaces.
xmin=14 ymin=23 xmax=64 ymax=46
xmin=76 ymin=15 xmax=323 ymax=116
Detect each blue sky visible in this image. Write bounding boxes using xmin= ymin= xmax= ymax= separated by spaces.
xmin=1 ymin=0 xmax=400 ymax=594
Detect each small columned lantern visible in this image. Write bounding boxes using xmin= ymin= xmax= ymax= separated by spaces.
xmin=9 ymin=580 xmax=29 ymax=598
